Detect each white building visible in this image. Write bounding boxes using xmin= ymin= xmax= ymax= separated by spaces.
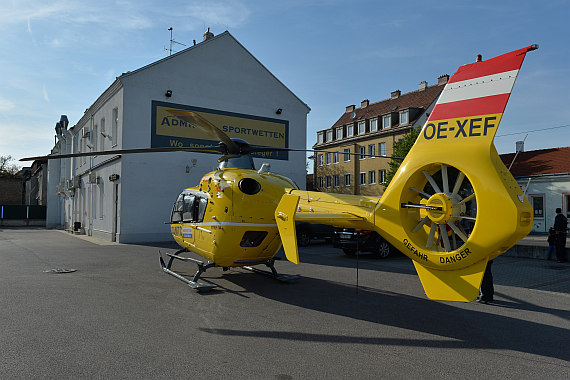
xmin=500 ymin=145 xmax=570 ymax=233
xmin=47 ymin=30 xmax=310 ymax=243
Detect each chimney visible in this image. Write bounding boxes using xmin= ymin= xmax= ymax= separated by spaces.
xmin=203 ymin=27 xmax=214 ymax=41
xmin=418 ymin=81 xmax=428 ymax=91
xmin=516 ymin=141 xmax=525 ymax=153
xmin=361 ymin=99 xmax=369 ymax=108
xmin=391 ymin=90 xmax=401 ymax=99
xmin=438 ymin=74 xmax=449 ymax=85
xmin=346 ymin=105 xmax=356 ymax=113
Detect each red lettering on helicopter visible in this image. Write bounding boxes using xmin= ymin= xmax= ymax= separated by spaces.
xmin=423 ymin=116 xmax=497 ymax=140
xmin=402 ymin=239 xmax=428 ymax=262
xmin=439 ymin=247 xmax=471 ymax=264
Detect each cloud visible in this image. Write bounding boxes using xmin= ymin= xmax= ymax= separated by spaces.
xmin=42 ymin=84 xmax=50 ymax=102
xmin=0 ymin=96 xmax=15 ymax=111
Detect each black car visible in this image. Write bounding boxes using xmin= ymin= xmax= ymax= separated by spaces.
xmin=332 ymin=227 xmax=392 ymax=258
xmin=296 ymin=222 xmax=334 ymax=247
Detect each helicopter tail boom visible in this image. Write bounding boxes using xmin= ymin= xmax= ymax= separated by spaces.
xmin=275 ymin=46 xmax=537 ymax=302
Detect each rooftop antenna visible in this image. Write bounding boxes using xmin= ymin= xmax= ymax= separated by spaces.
xmin=166 ymin=27 xmax=186 ymax=56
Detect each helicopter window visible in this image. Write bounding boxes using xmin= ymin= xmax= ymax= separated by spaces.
xmin=182 ymin=194 xmax=196 ymax=221
xmin=196 ymin=197 xmax=208 ymax=222
xmin=240 ymin=231 xmax=268 ymax=247
xmin=170 ymin=194 xmax=185 ymax=223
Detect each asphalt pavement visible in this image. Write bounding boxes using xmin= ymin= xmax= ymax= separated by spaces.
xmin=1 ymin=228 xmax=569 ymax=379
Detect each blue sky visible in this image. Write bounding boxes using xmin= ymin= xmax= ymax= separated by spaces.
xmin=1 ymin=0 xmax=569 ymax=166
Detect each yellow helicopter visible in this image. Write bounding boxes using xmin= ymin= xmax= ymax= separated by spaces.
xmin=22 ymin=45 xmax=537 ymax=302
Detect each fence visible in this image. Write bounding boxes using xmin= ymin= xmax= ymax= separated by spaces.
xmin=0 ymin=205 xmax=46 ymax=226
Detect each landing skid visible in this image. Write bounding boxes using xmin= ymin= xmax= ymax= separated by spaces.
xmin=158 ymin=249 xmax=216 ymax=292
xmin=243 ymin=259 xmax=300 ymax=283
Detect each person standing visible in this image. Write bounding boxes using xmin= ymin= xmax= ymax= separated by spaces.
xmin=547 ymin=228 xmax=557 ymax=260
xmin=554 ymin=208 xmax=568 ymax=263
xmin=478 ymin=260 xmax=494 ymax=304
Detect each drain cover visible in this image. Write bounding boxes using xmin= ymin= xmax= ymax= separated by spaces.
xmin=44 ymin=268 xmax=77 ymax=274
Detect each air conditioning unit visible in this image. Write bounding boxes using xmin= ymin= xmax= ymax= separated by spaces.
xmin=88 ymin=173 xmax=100 ymax=184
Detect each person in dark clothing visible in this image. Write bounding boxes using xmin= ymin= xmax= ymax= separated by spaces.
xmin=554 ymin=208 xmax=568 ymax=263
xmin=478 ymin=260 xmax=494 ymax=304
xmin=547 ymin=227 xmax=557 ymax=260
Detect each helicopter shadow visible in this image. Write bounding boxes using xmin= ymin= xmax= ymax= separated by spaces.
xmin=201 ymin=269 xmax=570 ymax=362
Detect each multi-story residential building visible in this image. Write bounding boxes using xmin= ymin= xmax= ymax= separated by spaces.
xmin=313 ymin=75 xmax=448 ymax=196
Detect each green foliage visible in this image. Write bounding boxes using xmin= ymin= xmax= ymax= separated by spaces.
xmin=383 ymin=128 xmax=421 ymax=191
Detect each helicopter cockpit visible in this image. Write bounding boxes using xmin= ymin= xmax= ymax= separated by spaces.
xmin=171 ymin=190 xmax=209 ymax=224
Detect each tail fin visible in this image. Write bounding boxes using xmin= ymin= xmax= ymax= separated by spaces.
xmin=374 ymin=46 xmax=537 ymax=301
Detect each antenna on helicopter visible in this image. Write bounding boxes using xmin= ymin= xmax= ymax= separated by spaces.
xmin=166 ymin=27 xmax=187 ymax=56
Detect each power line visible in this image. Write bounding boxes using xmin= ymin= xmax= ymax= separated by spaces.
xmin=496 ymin=124 xmax=570 ymax=138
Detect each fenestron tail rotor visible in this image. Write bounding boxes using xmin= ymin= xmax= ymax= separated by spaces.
xmin=402 ymin=163 xmax=477 ymax=253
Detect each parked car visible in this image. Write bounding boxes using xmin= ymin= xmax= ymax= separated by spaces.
xmin=295 ymin=222 xmax=334 ymax=247
xmin=332 ymin=227 xmax=392 ymax=258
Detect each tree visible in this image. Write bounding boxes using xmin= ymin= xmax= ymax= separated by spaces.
xmin=383 ymin=128 xmax=421 ymax=191
xmin=0 ymin=155 xmax=21 ymax=177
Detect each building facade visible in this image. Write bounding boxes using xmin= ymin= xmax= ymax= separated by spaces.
xmin=46 ymin=30 xmax=310 ymax=243
xmin=313 ymin=76 xmax=447 ymax=196
xmin=500 ymin=145 xmax=570 ymax=233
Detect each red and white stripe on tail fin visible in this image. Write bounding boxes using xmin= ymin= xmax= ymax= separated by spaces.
xmin=419 ymin=45 xmax=538 ymax=144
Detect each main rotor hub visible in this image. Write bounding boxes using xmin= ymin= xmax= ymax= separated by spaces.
xmin=426 ymin=193 xmax=453 ymax=224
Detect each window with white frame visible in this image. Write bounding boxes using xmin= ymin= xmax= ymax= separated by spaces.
xmin=358 ymin=121 xmax=366 ymax=135
xmin=369 ymin=170 xmax=376 ymax=184
xmin=333 ymin=152 xmax=339 ymax=164
xmin=326 ymin=130 xmax=333 ymax=142
xmin=400 ymin=110 xmax=409 ymax=125
xmin=325 ymin=176 xmax=331 ymax=188
xmin=370 ymin=118 xmax=378 ymax=132
xmin=382 ymin=115 xmax=391 ymax=129
xmin=325 ymin=152 xmax=331 ymax=165
xmin=346 ymin=124 xmax=354 ymax=137
xmin=333 ymin=174 xmax=339 ymax=187
xmin=343 ymin=148 xmax=351 ymax=162
xmin=317 ymin=132 xmax=324 ymax=144
xmin=336 ymin=127 xmax=343 ymax=140
xmin=530 ymin=195 xmax=544 ymax=218
xmin=318 ymin=154 xmax=324 ymax=166
xmin=379 ymin=169 xmax=386 ymax=184
xmin=344 ymin=173 xmax=351 ymax=186
xmin=112 ymin=108 xmax=119 ymax=146
xmin=360 ymin=172 xmax=366 ymax=186
xmin=378 ymin=142 xmax=386 ymax=156
xmin=359 ymin=146 xmax=366 ymax=160
xmin=368 ymin=144 xmax=376 ymax=157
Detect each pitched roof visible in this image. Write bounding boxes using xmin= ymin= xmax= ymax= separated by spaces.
xmin=331 ymin=83 xmax=445 ymax=128
xmin=500 ymin=146 xmax=570 ymax=177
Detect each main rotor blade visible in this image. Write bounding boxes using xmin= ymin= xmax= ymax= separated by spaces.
xmin=20 ymin=146 xmax=223 ymax=161
xmin=166 ymin=110 xmax=240 ymax=154
xmin=244 ymin=145 xmax=404 ymax=160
